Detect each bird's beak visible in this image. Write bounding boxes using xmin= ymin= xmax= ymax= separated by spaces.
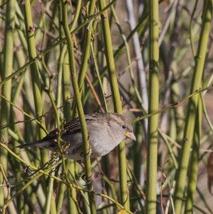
xmin=125 ymin=131 xmax=136 ymax=141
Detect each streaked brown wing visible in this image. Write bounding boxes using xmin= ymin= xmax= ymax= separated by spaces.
xmin=41 ymin=114 xmax=97 ymax=144
xmin=61 ymin=114 xmax=97 ymax=136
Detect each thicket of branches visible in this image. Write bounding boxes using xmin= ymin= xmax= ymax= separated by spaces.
xmin=0 ymin=0 xmax=212 ymax=213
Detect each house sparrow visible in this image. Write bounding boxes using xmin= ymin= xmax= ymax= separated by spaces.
xmin=19 ymin=113 xmax=135 ymax=161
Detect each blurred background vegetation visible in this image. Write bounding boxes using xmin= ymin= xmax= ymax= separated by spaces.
xmin=0 ymin=0 xmax=212 ymax=213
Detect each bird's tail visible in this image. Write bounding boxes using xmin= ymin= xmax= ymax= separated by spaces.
xmin=18 ymin=141 xmax=51 ymax=149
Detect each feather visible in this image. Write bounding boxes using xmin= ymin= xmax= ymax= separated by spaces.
xmin=18 ymin=140 xmax=52 ymax=148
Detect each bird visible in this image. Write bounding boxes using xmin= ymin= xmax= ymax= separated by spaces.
xmin=19 ymin=113 xmax=136 ymax=161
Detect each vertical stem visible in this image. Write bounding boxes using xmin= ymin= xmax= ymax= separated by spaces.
xmin=174 ymin=1 xmax=212 ymax=213
xmin=146 ymin=0 xmax=160 ymax=213
xmin=0 ymin=0 xmax=15 ymax=208
xmin=61 ymin=1 xmax=96 ymax=213
xmin=99 ymin=0 xmax=129 ymax=210
xmin=185 ymin=98 xmax=202 ymax=213
xmin=58 ymin=1 xmax=82 ymax=211
xmin=56 ymin=182 xmax=66 ymax=213
xmin=23 ymin=1 xmax=58 ymax=212
xmin=62 ymin=51 xmax=77 ymax=214
xmin=125 ymin=0 xmax=148 ymax=112
xmin=44 ymin=172 xmax=57 ymax=214
xmin=23 ymin=0 xmax=47 ymax=163
xmin=78 ymin=0 xmax=96 ymax=89
xmin=70 ymin=0 xmax=95 ymax=116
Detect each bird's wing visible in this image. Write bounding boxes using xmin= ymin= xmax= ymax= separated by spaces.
xmin=19 ymin=115 xmax=98 ymax=149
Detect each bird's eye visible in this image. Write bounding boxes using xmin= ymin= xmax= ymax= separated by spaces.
xmin=122 ymin=125 xmax=126 ymax=129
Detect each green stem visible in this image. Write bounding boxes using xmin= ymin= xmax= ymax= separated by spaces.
xmin=99 ymin=0 xmax=129 ymax=209
xmin=56 ymin=183 xmax=66 ymax=213
xmin=174 ymin=1 xmax=212 ymax=213
xmin=45 ymin=172 xmax=57 ymax=214
xmin=146 ymin=0 xmax=160 ymax=213
xmin=0 ymin=0 xmax=15 ymax=208
xmin=23 ymin=0 xmax=47 ymax=163
xmin=61 ymin=1 xmax=96 ymax=213
xmin=78 ymin=0 xmax=96 ymax=89
xmin=62 ymin=51 xmax=78 ymax=214
xmin=185 ymin=98 xmax=202 ymax=213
